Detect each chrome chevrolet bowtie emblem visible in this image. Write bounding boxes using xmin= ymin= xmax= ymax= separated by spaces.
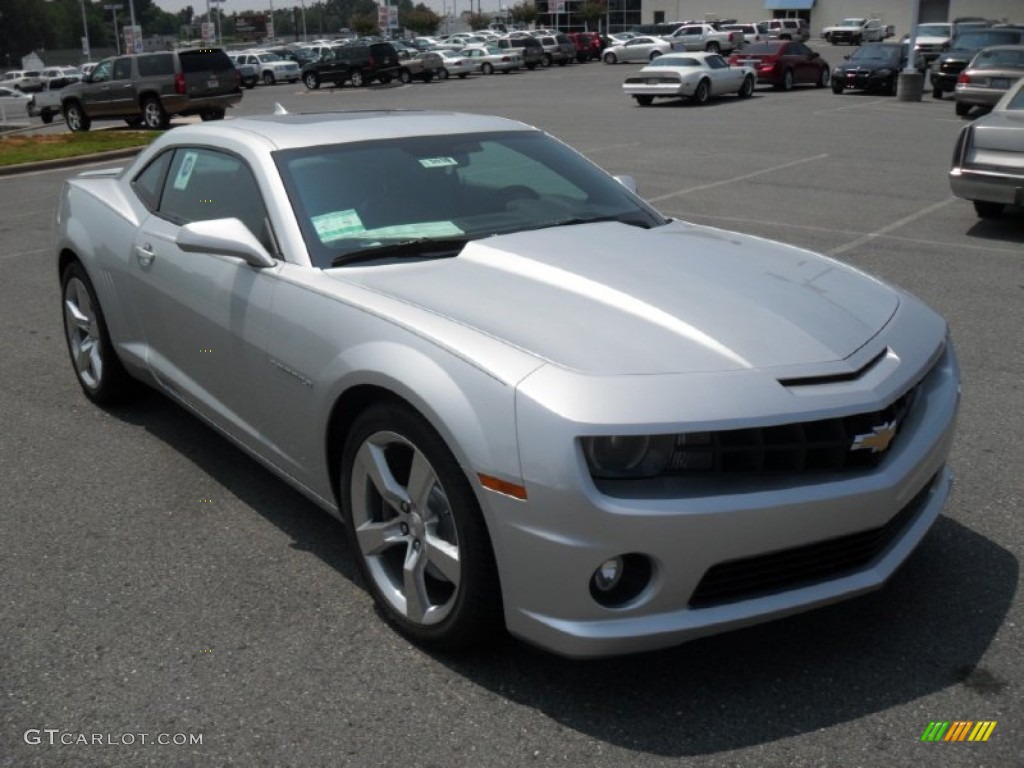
xmin=851 ymin=420 xmax=897 ymax=453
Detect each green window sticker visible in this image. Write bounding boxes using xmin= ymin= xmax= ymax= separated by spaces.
xmin=311 ymin=209 xmax=366 ymax=242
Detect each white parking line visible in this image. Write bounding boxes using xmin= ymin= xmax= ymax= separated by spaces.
xmin=827 ymin=197 xmax=957 ymax=256
xmin=812 ymin=97 xmax=890 ymax=115
xmin=647 ymin=153 xmax=829 ymax=203
xmin=0 ymin=247 xmax=48 ymax=261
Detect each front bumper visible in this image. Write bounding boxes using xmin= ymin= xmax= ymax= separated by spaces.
xmin=488 ymin=332 xmax=960 ymax=658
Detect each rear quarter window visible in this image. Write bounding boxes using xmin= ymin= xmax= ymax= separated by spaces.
xmin=137 ymin=54 xmax=174 ymax=77
xmin=179 ymin=50 xmax=234 ymax=74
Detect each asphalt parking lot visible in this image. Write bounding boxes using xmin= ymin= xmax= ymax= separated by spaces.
xmin=1 ymin=55 xmax=1022 ymax=767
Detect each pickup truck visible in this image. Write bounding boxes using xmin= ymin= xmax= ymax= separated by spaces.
xmin=666 ymin=23 xmax=743 ymax=54
xmin=26 ymin=81 xmax=65 ymax=123
xmin=822 ymin=18 xmax=889 ymax=45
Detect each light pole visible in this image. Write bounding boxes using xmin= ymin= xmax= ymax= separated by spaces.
xmin=80 ymin=0 xmax=91 ymax=61
xmin=103 ymin=3 xmax=123 ymax=54
xmin=210 ymin=0 xmax=226 ymax=44
xmin=127 ymin=0 xmax=138 ymax=52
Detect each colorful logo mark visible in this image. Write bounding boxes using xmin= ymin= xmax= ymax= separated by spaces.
xmin=921 ymin=721 xmax=997 ymax=742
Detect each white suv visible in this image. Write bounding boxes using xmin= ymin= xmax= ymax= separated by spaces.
xmin=761 ymin=19 xmax=810 ymax=42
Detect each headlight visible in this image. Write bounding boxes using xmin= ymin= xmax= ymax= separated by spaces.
xmin=582 ymin=435 xmax=675 ymax=479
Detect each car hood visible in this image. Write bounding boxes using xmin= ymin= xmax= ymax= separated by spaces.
xmin=838 ymin=56 xmax=899 ymax=69
xmin=334 ymin=220 xmax=899 ymax=375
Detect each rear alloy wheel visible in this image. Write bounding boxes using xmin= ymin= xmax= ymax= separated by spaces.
xmin=692 ymin=79 xmax=710 ymax=105
xmin=141 ymin=97 xmax=169 ymax=130
xmin=61 ymin=262 xmax=133 ymax=405
xmin=542 ymin=53 xmax=552 ymax=67
xmin=304 ymin=72 xmax=320 ymax=90
xmin=481 ymin=62 xmax=494 ymax=75
xmin=973 ymin=201 xmax=1004 ymax=219
xmin=351 ymin=70 xmax=366 ymax=87
xmin=341 ymin=403 xmax=501 ymax=651
xmin=399 ymin=68 xmax=412 ymax=84
xmin=738 ymin=75 xmax=754 ymax=98
xmin=817 ymin=67 xmax=830 ymax=88
xmin=705 ymin=41 xmax=720 ymax=53
xmin=438 ymin=67 xmax=450 ymax=80
xmin=263 ymin=71 xmax=275 ymax=85
xmin=780 ymin=69 xmax=794 ymax=91
xmin=634 ymin=95 xmax=653 ymax=106
xmin=63 ymin=101 xmax=90 ymax=132
xmin=649 ymin=51 xmax=662 ymax=62
xmin=955 ymin=101 xmax=971 ymax=116
xmin=603 ymin=52 xmax=617 ymax=64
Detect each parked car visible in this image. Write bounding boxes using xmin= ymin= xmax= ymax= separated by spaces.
xmin=0 ymin=85 xmax=31 ymax=116
xmin=831 ymin=42 xmax=919 ymax=96
xmin=59 ymin=48 xmax=242 ymax=132
xmin=1 ymin=69 xmax=43 ymax=92
xmin=623 ymin=52 xmax=756 ymax=106
xmin=760 ymin=18 xmax=810 ymax=42
xmin=822 ymin=18 xmax=889 ymax=45
xmin=25 ymin=80 xmax=68 ymax=123
xmin=602 ymin=36 xmax=675 ymax=64
xmin=299 ymin=42 xmax=399 ymax=88
xmin=80 ymin=62 xmax=98 ymax=77
xmin=953 ymin=45 xmax=1024 ymax=116
xmin=496 ymin=35 xmax=543 ymax=70
xmin=38 ymin=66 xmax=83 ymax=89
xmin=568 ymin=32 xmax=604 ymax=62
xmin=460 ymin=46 xmax=521 ymax=75
xmin=729 ymin=41 xmax=830 ymax=89
xmin=665 ymin=23 xmax=743 ymax=54
xmin=396 ymin=49 xmax=444 ymax=83
xmin=907 ymin=22 xmax=954 ymax=63
xmin=535 ymin=33 xmax=575 ymax=67
xmin=55 ymin=110 xmax=960 ymax=658
xmin=721 ymin=22 xmax=771 ymax=47
xmin=234 ymin=52 xmax=301 ymax=85
xmin=931 ymin=26 xmax=1024 ymax=99
xmin=950 ymin=75 xmax=1024 ymax=217
xmin=435 ymin=50 xmax=475 ymax=79
xmin=235 ymin=62 xmax=259 ymax=89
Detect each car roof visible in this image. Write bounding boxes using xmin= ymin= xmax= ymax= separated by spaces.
xmin=159 ymin=111 xmax=535 ymax=152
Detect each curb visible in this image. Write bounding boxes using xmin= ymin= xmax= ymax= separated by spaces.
xmin=0 ymin=147 xmax=144 ymax=176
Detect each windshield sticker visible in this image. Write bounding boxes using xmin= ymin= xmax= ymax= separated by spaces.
xmin=356 ymin=221 xmax=465 ymax=238
xmin=312 ymin=209 xmax=366 ymax=242
xmin=173 ymin=151 xmax=198 ymax=191
xmin=418 ymin=157 xmax=459 ymax=169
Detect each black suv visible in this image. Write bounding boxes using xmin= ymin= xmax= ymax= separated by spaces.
xmin=60 ymin=48 xmax=241 ymax=132
xmin=931 ymin=26 xmax=1024 ymax=98
xmin=300 ymin=42 xmax=400 ymax=88
xmin=496 ymin=36 xmax=543 ymax=70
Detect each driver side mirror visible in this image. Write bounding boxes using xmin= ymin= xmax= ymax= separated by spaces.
xmin=176 ymin=218 xmax=276 ymax=269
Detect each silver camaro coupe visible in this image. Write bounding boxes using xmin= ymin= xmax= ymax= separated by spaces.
xmin=58 ymin=111 xmax=961 ymax=657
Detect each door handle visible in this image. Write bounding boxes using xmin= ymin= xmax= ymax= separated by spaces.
xmin=134 ymin=243 xmax=155 ymax=267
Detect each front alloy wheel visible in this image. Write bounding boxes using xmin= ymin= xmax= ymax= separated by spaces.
xmin=341 ymin=404 xmax=500 ymax=649
xmin=64 ymin=101 xmax=90 ymax=132
xmin=141 ymin=97 xmax=168 ymax=129
xmin=304 ymin=72 xmax=320 ymax=90
xmin=350 ymin=70 xmax=366 ymax=87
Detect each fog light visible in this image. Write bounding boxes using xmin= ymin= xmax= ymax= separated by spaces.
xmin=594 ymin=557 xmax=623 ymax=592
xmin=589 ymin=553 xmax=653 ymax=608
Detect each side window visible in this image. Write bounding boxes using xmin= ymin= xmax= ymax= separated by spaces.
xmin=158 ymin=148 xmax=276 ymax=255
xmin=706 ymin=55 xmax=726 ymax=69
xmin=90 ymin=60 xmax=114 ymax=82
xmin=131 ymin=150 xmax=174 ymax=211
xmin=112 ymin=57 xmax=133 ymax=80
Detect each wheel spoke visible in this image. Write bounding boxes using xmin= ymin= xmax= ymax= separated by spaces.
xmin=354 ymin=440 xmax=410 ymax=511
xmin=355 ymin=518 xmax=406 ymax=557
xmin=402 ymin=544 xmax=430 ymax=622
xmin=424 ymin=533 xmax=460 ymax=586
xmin=65 ymin=299 xmax=91 ymax=333
xmin=406 ymin=450 xmax=437 ymax=511
xmin=75 ymin=339 xmax=92 ymax=372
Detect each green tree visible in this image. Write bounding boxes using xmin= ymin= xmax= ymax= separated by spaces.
xmin=467 ymin=12 xmax=490 ymax=31
xmin=579 ymin=0 xmax=605 ymax=31
xmin=509 ymin=1 xmax=537 ymax=28
xmin=400 ymin=4 xmax=439 ymax=36
xmin=349 ymin=11 xmax=379 ymax=36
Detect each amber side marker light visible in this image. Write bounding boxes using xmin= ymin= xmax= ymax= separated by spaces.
xmin=478 ymin=474 xmax=528 ymax=500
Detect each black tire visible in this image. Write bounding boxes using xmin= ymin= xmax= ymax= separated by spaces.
xmin=779 ymin=69 xmax=794 ymax=91
xmin=973 ymin=201 xmax=1004 ymax=219
xmin=887 ymin=76 xmax=898 ymax=96
xmin=141 ymin=96 xmax=168 ymax=130
xmin=832 ymin=80 xmax=844 ymax=94
xmin=200 ymin=108 xmax=225 ymax=121
xmin=423 ymin=70 xmax=433 ymax=83
xmin=245 ymin=79 xmax=256 ymax=90
xmin=263 ymin=71 xmax=275 ymax=85
xmin=634 ymin=95 xmax=653 ymax=106
xmin=649 ymin=50 xmax=662 ymax=62
xmin=340 ymin=402 xmax=502 ymax=651
xmin=706 ymin=41 xmax=720 ymax=53
xmin=439 ymin=67 xmax=450 ymax=80
xmin=932 ymin=86 xmax=943 ymax=99
xmin=817 ymin=67 xmax=830 ymax=88
xmin=542 ymin=53 xmax=552 ymax=67
xmin=41 ymin=110 xmax=55 ymax=124
xmin=955 ymin=101 xmax=972 ymax=116
xmin=304 ymin=72 xmax=320 ymax=90
xmin=399 ymin=68 xmax=412 ymax=84
xmin=124 ymin=116 xmax=143 ymax=128
xmin=692 ymin=78 xmax=710 ymax=105
xmin=61 ymin=261 xmax=133 ymax=405
xmin=603 ymin=52 xmax=617 ymax=64
xmin=350 ymin=70 xmax=366 ymax=87
xmin=481 ymin=62 xmax=494 ymax=75
xmin=63 ymin=101 xmax=90 ymax=132
xmin=738 ymin=75 xmax=754 ymax=98
xmin=458 ymin=72 xmax=468 ymax=79
xmin=526 ymin=62 xmax=537 ymax=70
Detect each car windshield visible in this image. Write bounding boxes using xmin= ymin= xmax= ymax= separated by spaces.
xmin=653 ymin=56 xmax=701 ymax=67
xmin=274 ymin=130 xmax=666 ymax=268
xmin=953 ymin=31 xmax=1022 ymax=48
xmin=839 ymin=19 xmax=865 ymax=28
xmin=916 ymin=24 xmax=951 ymax=37
xmin=851 ymin=45 xmax=900 ymax=62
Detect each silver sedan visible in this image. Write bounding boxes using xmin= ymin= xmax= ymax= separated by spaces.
xmin=57 ymin=111 xmax=960 ymax=658
xmin=602 ymin=36 xmax=676 ymax=64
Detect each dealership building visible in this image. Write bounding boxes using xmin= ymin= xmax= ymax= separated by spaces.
xmin=534 ymin=0 xmax=1021 ymax=35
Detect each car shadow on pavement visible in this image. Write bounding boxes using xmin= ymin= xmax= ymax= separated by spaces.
xmin=112 ymin=388 xmax=1017 ymax=758
xmin=965 ymin=209 xmax=1024 ymax=245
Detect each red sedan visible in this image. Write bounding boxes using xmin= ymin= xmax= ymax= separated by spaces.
xmin=728 ymin=41 xmax=831 ymax=90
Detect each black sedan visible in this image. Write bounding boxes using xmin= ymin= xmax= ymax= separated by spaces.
xmin=831 ymin=42 xmax=919 ymax=95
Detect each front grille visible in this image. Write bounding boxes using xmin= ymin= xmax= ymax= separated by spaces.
xmin=688 ymin=473 xmax=937 ymax=607
xmin=663 ymin=388 xmax=916 ymax=475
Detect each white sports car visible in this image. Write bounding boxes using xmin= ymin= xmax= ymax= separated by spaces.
xmin=623 ymin=52 xmax=757 ymax=106
xmin=57 ymin=110 xmax=960 ymax=658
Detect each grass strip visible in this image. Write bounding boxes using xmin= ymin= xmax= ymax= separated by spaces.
xmin=0 ymin=131 xmax=158 ymax=167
